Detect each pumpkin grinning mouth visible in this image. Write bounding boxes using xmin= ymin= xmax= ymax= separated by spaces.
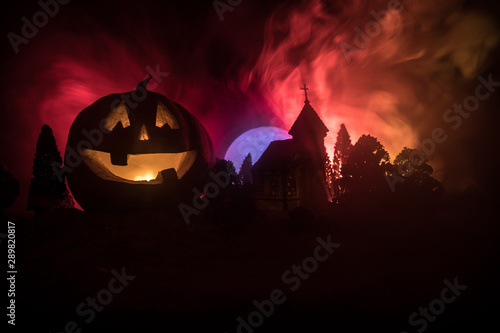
xmin=80 ymin=148 xmax=197 ymax=185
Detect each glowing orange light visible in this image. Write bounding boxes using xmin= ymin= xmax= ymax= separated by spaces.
xmin=134 ymin=171 xmax=156 ymax=181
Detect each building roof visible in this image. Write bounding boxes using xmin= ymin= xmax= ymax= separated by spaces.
xmin=251 ymin=139 xmax=298 ymax=172
xmin=288 ymin=101 xmax=329 ymax=138
xmin=253 ymin=99 xmax=329 ymax=173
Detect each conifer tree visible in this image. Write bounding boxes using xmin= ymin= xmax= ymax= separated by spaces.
xmin=332 ymin=124 xmax=352 ymax=198
xmin=27 ymin=124 xmax=72 ymax=213
xmin=325 ymin=153 xmax=335 ymax=200
xmin=238 ymin=153 xmax=253 ymax=186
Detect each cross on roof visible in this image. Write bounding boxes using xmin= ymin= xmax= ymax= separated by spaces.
xmin=300 ymin=83 xmax=309 ymax=103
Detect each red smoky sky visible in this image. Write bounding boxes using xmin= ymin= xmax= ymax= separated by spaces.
xmin=1 ymin=0 xmax=500 ymax=214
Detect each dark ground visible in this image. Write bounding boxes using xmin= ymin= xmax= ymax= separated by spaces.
xmin=10 ymin=195 xmax=500 ymax=333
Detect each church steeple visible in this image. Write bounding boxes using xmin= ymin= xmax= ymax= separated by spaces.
xmin=252 ymin=84 xmax=331 ymax=211
xmin=288 ymin=85 xmax=329 ymax=140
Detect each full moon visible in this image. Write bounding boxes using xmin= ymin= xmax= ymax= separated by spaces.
xmin=224 ymin=126 xmax=292 ymax=172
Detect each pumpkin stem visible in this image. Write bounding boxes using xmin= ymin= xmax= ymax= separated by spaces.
xmin=136 ymin=75 xmax=152 ymax=91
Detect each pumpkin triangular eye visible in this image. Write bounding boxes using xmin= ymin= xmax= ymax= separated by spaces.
xmin=104 ymin=101 xmax=130 ymax=131
xmin=156 ymin=101 xmax=180 ymax=129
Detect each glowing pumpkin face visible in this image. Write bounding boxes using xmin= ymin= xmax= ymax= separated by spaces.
xmin=65 ymin=78 xmax=215 ymax=212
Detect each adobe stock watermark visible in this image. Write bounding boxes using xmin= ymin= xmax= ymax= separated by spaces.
xmin=7 ymin=0 xmax=71 ymax=54
xmin=213 ymin=0 xmax=243 ymax=22
xmin=400 ymin=277 xmax=467 ymax=333
xmin=178 ymin=162 xmax=234 ymax=225
xmin=339 ymin=0 xmax=407 ymax=64
xmin=51 ymin=65 xmax=170 ymax=183
xmin=386 ymin=73 xmax=500 ymax=191
xmin=226 ymin=234 xmax=340 ymax=333
xmin=50 ymin=267 xmax=135 ymax=333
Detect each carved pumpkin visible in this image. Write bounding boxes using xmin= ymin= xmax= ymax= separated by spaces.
xmin=65 ymin=77 xmax=215 ymax=212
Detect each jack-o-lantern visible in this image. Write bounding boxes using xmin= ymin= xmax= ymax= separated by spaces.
xmin=65 ymin=76 xmax=215 ymax=212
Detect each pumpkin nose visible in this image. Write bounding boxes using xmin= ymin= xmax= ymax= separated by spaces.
xmin=138 ymin=124 xmax=149 ymax=141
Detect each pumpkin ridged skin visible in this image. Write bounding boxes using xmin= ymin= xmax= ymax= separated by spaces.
xmin=65 ymin=91 xmax=215 ymax=212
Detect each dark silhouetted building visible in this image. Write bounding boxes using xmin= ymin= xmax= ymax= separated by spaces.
xmin=252 ymin=96 xmax=330 ymax=210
